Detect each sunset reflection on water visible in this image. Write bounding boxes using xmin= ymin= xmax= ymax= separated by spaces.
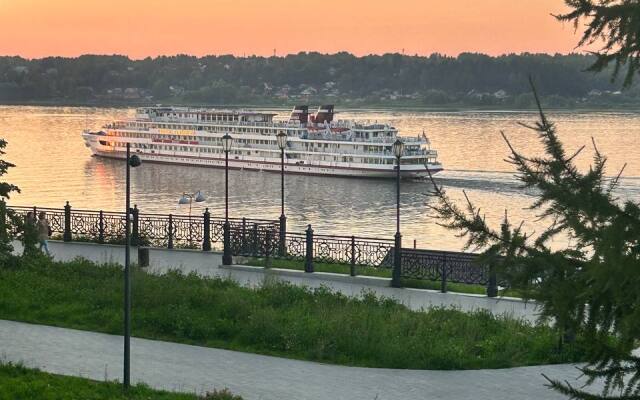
xmin=3 ymin=106 xmax=640 ymax=250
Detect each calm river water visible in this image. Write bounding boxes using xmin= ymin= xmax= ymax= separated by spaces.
xmin=2 ymin=106 xmax=640 ymax=251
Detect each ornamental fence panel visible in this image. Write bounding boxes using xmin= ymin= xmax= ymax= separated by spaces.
xmin=229 ymin=224 xmax=279 ymax=258
xmin=210 ymin=218 xmax=276 ymax=248
xmin=400 ymin=249 xmax=488 ymax=283
xmin=281 ymin=232 xmax=307 ymax=262
xmin=137 ymin=213 xmax=172 ymax=248
xmin=311 ymin=234 xmax=395 ymax=267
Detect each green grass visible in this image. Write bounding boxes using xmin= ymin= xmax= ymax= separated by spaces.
xmin=0 ymin=362 xmax=241 ymax=400
xmin=0 ymin=256 xmax=586 ymax=370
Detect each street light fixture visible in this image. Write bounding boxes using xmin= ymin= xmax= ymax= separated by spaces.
xmin=221 ymin=133 xmax=233 ymax=153
xmin=178 ymin=190 xmax=206 ymax=244
xmin=276 ymin=131 xmax=288 ymax=255
xmin=178 ymin=190 xmax=206 ymax=216
xmin=124 ymin=143 xmax=141 ymax=389
xmin=222 ymin=133 xmax=233 ymax=265
xmin=391 ymin=138 xmax=405 ymax=288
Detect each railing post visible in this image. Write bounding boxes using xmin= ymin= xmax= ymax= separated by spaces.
xmin=63 ymin=201 xmax=72 ymax=242
xmin=98 ymin=210 xmax=105 ymax=244
xmin=350 ymin=236 xmax=356 ymax=277
xmin=305 ymin=224 xmax=314 ymax=273
xmin=392 ymin=232 xmax=402 ymax=287
xmin=441 ymin=253 xmax=448 ymax=293
xmin=241 ymin=217 xmax=247 ymax=254
xmin=0 ymin=200 xmax=6 ymax=243
xmin=278 ymin=215 xmax=287 ymax=257
xmin=222 ymin=220 xmax=232 ymax=265
xmin=487 ymin=262 xmax=498 ymax=298
xmin=251 ymin=223 xmax=258 ymax=257
xmin=131 ymin=205 xmax=139 ymax=247
xmin=167 ymin=214 xmax=174 ymax=249
xmin=202 ymin=208 xmax=211 ymax=251
xmin=265 ymin=229 xmax=272 ymax=269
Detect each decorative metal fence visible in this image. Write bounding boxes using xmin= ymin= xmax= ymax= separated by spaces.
xmin=225 ymin=224 xmax=499 ymax=296
xmin=227 ymin=225 xmax=391 ymax=261
xmin=400 ymin=249 xmax=502 ymax=294
xmin=8 ymin=204 xmax=277 ymax=251
xmin=5 ymin=203 xmax=500 ymax=296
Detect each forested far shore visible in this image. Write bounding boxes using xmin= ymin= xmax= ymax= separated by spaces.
xmin=1 ymin=52 xmax=639 ymax=108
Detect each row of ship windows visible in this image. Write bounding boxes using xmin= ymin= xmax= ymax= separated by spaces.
xmin=160 ymin=113 xmax=242 ymax=122
xmin=99 ymin=141 xmax=428 ymax=164
xmin=106 ymin=132 xmax=411 ymax=153
xmin=111 ymin=132 xmax=281 ymax=145
xmin=120 ymin=123 xmax=395 ymax=139
xmin=122 ymin=123 xmax=285 ymax=135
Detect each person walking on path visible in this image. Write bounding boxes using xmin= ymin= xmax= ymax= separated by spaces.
xmin=22 ymin=211 xmax=38 ymax=256
xmin=37 ymin=211 xmax=51 ymax=256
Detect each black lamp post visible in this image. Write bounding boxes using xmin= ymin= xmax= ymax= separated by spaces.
xmin=391 ymin=138 xmax=405 ymax=288
xmin=221 ymin=133 xmax=233 ymax=265
xmin=276 ymin=131 xmax=288 ymax=255
xmin=124 ymin=143 xmax=141 ymax=389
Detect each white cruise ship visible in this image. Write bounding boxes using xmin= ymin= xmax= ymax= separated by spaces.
xmin=82 ymin=105 xmax=443 ymax=179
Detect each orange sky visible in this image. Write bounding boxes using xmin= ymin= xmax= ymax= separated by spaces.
xmin=0 ymin=0 xmax=583 ymax=59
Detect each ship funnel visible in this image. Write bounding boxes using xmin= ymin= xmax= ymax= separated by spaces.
xmin=314 ymin=105 xmax=334 ymax=124
xmin=289 ymin=105 xmax=309 ymax=124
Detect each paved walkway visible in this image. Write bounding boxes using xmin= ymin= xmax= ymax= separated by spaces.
xmin=0 ymin=320 xmax=594 ymax=400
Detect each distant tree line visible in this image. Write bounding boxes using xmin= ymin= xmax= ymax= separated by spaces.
xmin=1 ymin=52 xmax=639 ymax=108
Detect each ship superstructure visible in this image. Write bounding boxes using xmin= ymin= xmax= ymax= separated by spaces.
xmin=82 ymin=105 xmax=443 ymax=178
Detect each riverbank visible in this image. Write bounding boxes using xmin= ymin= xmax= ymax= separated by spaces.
xmin=2 ymin=99 xmax=640 ymax=113
xmin=0 ymin=255 xmax=585 ymax=370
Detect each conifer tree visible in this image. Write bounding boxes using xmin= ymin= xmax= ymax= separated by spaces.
xmin=0 ymin=138 xmax=19 ymax=261
xmin=558 ymin=0 xmax=640 ymax=87
xmin=426 ymin=81 xmax=640 ymax=399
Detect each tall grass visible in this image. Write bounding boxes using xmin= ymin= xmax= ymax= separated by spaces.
xmin=0 ymin=256 xmax=586 ymax=370
xmin=0 ymin=362 xmax=240 ymax=399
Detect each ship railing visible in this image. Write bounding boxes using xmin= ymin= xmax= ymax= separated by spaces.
xmin=302 ymin=135 xmax=422 ymax=144
xmin=284 ymin=148 xmax=432 ymax=157
xmin=347 ymin=137 xmax=425 ymax=144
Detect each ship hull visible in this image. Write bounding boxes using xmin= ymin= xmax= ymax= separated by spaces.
xmin=89 ymin=147 xmax=442 ymax=179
